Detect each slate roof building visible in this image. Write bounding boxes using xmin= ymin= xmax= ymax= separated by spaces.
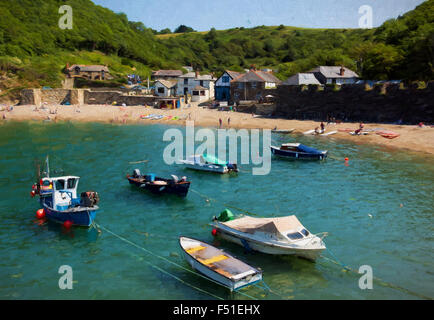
xmin=308 ymin=66 xmax=359 ymax=85
xmin=65 ymin=64 xmax=112 ymax=81
xmin=154 ymin=80 xmax=178 ymax=97
xmin=151 ymin=70 xmax=183 ymax=81
xmin=283 ymin=73 xmax=322 ymax=86
xmin=230 ymin=68 xmax=281 ymax=103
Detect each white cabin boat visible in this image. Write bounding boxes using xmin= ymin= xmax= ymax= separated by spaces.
xmin=179 ymin=236 xmax=262 ymax=291
xmin=211 ymin=213 xmax=327 ymax=261
xmin=179 ymin=154 xmax=238 ymax=174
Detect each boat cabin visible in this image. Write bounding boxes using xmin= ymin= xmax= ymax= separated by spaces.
xmin=40 ymin=176 xmax=80 ymax=210
xmin=280 ymin=143 xmax=301 ymax=152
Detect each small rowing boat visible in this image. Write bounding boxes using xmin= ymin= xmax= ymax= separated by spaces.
xmin=127 ymin=169 xmax=190 ymax=197
xmin=179 ymin=236 xmax=263 ymax=291
xmin=272 ymin=128 xmax=295 ymax=134
xmin=376 ymin=131 xmax=400 ymax=139
xmin=179 ymin=154 xmax=239 ymax=174
xmin=271 ymin=143 xmax=327 ymax=160
xmin=211 ymin=210 xmax=327 ymax=262
xmin=320 ymin=130 xmax=338 ymax=136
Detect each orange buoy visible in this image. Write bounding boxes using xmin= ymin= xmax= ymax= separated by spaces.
xmin=63 ymin=220 xmax=73 ymax=229
xmin=345 ymin=157 xmax=349 ymax=161
xmin=211 ymin=229 xmax=218 ymax=236
xmin=36 ymin=209 xmax=45 ymax=219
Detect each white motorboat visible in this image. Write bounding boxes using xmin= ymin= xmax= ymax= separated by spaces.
xmin=179 ymin=236 xmax=263 ymax=291
xmin=179 ymin=154 xmax=239 ymax=174
xmin=211 ymin=210 xmax=327 ymax=261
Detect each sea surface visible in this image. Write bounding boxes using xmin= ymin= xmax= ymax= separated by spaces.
xmin=0 ymin=121 xmax=433 ymax=300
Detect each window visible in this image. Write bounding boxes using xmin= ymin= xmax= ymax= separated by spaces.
xmin=55 ymin=179 xmax=65 ymax=190
xmin=300 ymin=229 xmax=309 ymax=236
xmin=287 ymin=232 xmax=304 ymax=240
xmin=200 ymin=90 xmax=205 ymax=96
xmin=222 ymin=76 xmax=229 ymax=83
xmin=251 ymin=82 xmax=257 ymax=88
xmin=238 ymin=83 xmax=244 ymax=89
xmin=200 ymin=80 xmax=204 ymax=86
xmin=193 ymin=91 xmax=199 ymax=96
xmin=158 ymin=87 xmax=165 ymax=94
xmin=184 ymin=78 xmax=188 ymax=85
xmin=67 ymin=178 xmax=77 ymax=189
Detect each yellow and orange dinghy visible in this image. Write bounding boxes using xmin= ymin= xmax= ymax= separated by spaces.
xmin=179 ymin=236 xmax=263 ymax=292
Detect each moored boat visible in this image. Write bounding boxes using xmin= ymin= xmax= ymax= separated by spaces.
xmin=127 ymin=169 xmax=190 ymax=197
xmin=271 ymin=143 xmax=327 ymax=160
xmin=31 ymin=157 xmax=99 ymax=227
xmin=179 ymin=236 xmax=263 ymax=291
xmin=272 ymin=128 xmax=295 ymax=134
xmin=179 ymin=154 xmax=239 ymax=174
xmin=210 ymin=210 xmax=327 ymax=261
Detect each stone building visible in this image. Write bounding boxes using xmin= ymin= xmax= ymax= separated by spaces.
xmin=65 ymin=64 xmax=112 ymax=81
xmin=230 ymin=68 xmax=281 ymax=103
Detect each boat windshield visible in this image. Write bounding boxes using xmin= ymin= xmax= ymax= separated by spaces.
xmin=67 ymin=178 xmax=77 ymax=189
xmin=55 ymin=179 xmax=65 ymax=190
xmin=287 ymin=232 xmax=304 ymax=240
xmin=300 ymin=229 xmax=310 ymax=236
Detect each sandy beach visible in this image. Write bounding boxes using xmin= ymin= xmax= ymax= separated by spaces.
xmin=2 ymin=103 xmax=434 ymax=156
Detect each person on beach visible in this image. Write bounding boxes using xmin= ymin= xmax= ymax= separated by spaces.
xmin=219 ymin=118 xmax=222 ymax=128
xmin=228 ymin=118 xmax=231 ymax=127
xmin=314 ymin=127 xmax=320 ymax=134
xmin=320 ymin=122 xmax=325 ymax=133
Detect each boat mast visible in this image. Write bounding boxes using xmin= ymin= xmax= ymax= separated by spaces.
xmin=45 ymin=155 xmax=50 ymax=178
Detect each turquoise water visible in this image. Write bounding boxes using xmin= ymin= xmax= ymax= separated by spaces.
xmin=0 ymin=121 xmax=433 ymax=300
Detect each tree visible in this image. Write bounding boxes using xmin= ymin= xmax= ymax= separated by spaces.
xmin=174 ymin=25 xmax=195 ymax=33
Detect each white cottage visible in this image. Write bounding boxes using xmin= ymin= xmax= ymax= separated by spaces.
xmin=177 ymin=72 xmax=216 ymax=99
xmin=154 ymin=80 xmax=177 ymax=97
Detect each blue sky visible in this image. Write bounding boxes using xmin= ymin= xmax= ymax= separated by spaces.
xmin=92 ymin=0 xmax=425 ymax=32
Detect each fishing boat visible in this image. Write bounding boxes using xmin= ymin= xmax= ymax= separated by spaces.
xmin=127 ymin=169 xmax=190 ymax=197
xmin=31 ymin=157 xmax=99 ymax=227
xmin=178 ymin=154 xmax=239 ymax=174
xmin=210 ymin=210 xmax=327 ymax=261
xmin=270 ymin=143 xmax=328 ymax=160
xmin=179 ymin=236 xmax=263 ymax=291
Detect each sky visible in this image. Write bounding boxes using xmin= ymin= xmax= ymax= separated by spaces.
xmin=92 ymin=0 xmax=426 ymax=32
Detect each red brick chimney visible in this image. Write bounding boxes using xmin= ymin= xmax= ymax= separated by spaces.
xmin=340 ymin=66 xmax=345 ymax=76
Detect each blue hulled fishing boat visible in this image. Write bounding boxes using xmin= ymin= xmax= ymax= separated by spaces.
xmin=31 ymin=157 xmax=99 ymax=227
xmin=271 ymin=143 xmax=328 ymax=160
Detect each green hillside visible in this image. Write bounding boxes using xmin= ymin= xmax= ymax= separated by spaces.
xmin=0 ymin=0 xmax=432 ymax=101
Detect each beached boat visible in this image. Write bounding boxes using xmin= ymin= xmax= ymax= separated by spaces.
xmin=210 ymin=210 xmax=327 ymax=261
xmin=179 ymin=154 xmax=239 ymax=174
xmin=272 ymin=128 xmax=295 ymax=134
xmin=31 ymin=157 xmax=99 ymax=227
xmin=179 ymin=236 xmax=263 ymax=291
xmin=127 ymin=169 xmax=190 ymax=197
xmin=271 ymin=143 xmax=328 ymax=160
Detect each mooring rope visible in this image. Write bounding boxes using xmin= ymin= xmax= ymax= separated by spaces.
xmin=95 ymin=223 xmax=262 ymax=300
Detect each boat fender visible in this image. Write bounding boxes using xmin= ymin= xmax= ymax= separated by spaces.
xmin=211 ymin=229 xmax=218 ymax=236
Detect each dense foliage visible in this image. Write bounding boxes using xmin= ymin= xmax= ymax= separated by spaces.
xmin=0 ymin=0 xmax=432 ymax=95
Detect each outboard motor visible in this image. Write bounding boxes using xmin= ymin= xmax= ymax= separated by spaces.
xmin=228 ymin=163 xmax=239 ymax=172
xmin=81 ymin=191 xmax=100 ymax=207
xmin=133 ymin=169 xmax=141 ymax=178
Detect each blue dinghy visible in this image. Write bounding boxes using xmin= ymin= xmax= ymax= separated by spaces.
xmin=271 ymin=143 xmax=328 ymax=160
